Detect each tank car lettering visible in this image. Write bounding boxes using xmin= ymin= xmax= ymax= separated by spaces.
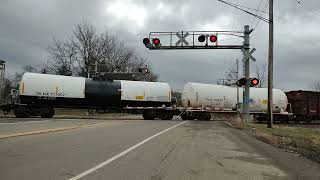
xmin=36 ymin=91 xmax=65 ymax=97
xmin=21 ymin=82 xmax=25 ymax=94
xmin=146 ymin=96 xmax=154 ymax=101
xmin=42 ymin=92 xmax=49 ymax=96
xmin=206 ymin=97 xmax=213 ymax=102
xmin=214 ymin=98 xmax=223 ymax=102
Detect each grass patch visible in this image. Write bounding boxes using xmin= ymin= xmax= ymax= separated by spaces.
xmin=245 ymin=123 xmax=320 ymax=163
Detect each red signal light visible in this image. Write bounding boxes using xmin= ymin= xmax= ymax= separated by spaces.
xmin=153 ymin=38 xmax=160 ymax=45
xmin=250 ymin=78 xmax=259 ymax=86
xmin=209 ymin=35 xmax=217 ymax=42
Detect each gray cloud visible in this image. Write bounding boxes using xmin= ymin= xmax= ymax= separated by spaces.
xmin=0 ymin=0 xmax=319 ymax=91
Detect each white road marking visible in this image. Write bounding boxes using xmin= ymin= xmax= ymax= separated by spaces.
xmin=0 ymin=120 xmax=51 ymax=124
xmin=69 ymin=121 xmax=187 ymax=180
xmin=224 ymin=121 xmax=234 ymax=127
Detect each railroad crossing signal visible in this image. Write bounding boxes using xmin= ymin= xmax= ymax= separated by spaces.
xmin=242 ymin=48 xmax=256 ymax=62
xmin=175 ymin=32 xmax=189 ymax=46
xmin=236 ymin=77 xmax=259 ymax=87
xmin=143 ymin=25 xmax=256 ymax=126
xmin=142 ymin=31 xmax=245 ymax=50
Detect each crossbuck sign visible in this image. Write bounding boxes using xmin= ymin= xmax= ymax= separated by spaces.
xmin=241 ymin=48 xmax=256 ymax=62
xmin=175 ymin=32 xmax=189 ymax=46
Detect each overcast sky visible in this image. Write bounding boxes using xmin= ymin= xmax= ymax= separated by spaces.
xmin=1 ymin=0 xmax=319 ymax=91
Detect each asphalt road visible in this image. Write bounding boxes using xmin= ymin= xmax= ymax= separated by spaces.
xmin=0 ymin=118 xmax=320 ymax=180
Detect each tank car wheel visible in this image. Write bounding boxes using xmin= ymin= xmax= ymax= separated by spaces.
xmin=181 ymin=114 xmax=188 ymax=121
xmin=142 ymin=111 xmax=156 ymax=120
xmin=13 ymin=107 xmax=30 ymax=118
xmin=160 ymin=113 xmax=173 ymax=120
xmin=305 ymin=119 xmax=312 ymax=124
xmin=294 ymin=116 xmax=301 ymax=124
xmin=282 ymin=118 xmax=290 ymax=124
xmin=40 ymin=108 xmax=55 ymax=118
xmin=205 ymin=113 xmax=211 ymax=121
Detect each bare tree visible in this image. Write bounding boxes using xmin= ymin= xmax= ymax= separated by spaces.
xmin=218 ymin=60 xmax=238 ymax=86
xmin=47 ymin=38 xmax=75 ymax=76
xmin=3 ymin=78 xmax=13 ymax=99
xmin=22 ymin=65 xmax=39 ymax=73
xmin=47 ymin=21 xmax=157 ymax=81
xmin=312 ymin=81 xmax=320 ymax=92
xmin=220 ymin=61 xmax=267 ymax=88
xmin=255 ymin=64 xmax=267 ymax=88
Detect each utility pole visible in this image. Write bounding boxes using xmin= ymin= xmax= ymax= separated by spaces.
xmin=243 ymin=25 xmax=251 ymax=123
xmin=218 ymin=0 xmax=274 ymax=128
xmin=267 ymin=0 xmax=274 ymax=128
xmin=236 ymin=58 xmax=239 ymax=111
xmin=0 ymin=60 xmax=6 ymax=104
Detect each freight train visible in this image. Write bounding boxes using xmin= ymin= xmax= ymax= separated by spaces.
xmin=1 ymin=73 xmax=295 ymax=121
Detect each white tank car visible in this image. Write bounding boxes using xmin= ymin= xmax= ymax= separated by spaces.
xmin=182 ymin=82 xmax=288 ymax=113
xmin=20 ymin=72 xmax=86 ymax=98
xmin=120 ymin=80 xmax=171 ymax=103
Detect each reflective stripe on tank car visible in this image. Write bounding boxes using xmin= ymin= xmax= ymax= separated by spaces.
xmin=21 ymin=82 xmax=25 ymax=94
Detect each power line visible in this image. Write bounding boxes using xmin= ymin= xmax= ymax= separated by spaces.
xmin=217 ymin=0 xmax=269 ymax=23
xmin=227 ymin=0 xmax=240 ymax=72
xmin=229 ymin=0 xmax=269 ymax=13
xmin=250 ymin=0 xmax=263 ymax=28
xmin=222 ymin=0 xmax=267 ymax=66
xmin=294 ymin=0 xmax=320 ymax=17
xmin=231 ymin=0 xmax=240 ymax=30
xmin=252 ymin=0 xmax=269 ymax=37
